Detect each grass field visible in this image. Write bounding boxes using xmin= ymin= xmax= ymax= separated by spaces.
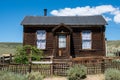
xmin=0 ymin=40 xmax=120 ymax=56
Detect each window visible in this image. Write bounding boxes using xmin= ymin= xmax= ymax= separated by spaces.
xmin=36 ymin=30 xmax=46 ymax=49
xmin=59 ymin=35 xmax=66 ymax=48
xmin=82 ymin=30 xmax=91 ymax=49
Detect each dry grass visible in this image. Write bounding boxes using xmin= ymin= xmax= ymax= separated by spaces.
xmin=44 ymin=74 xmax=105 ymax=80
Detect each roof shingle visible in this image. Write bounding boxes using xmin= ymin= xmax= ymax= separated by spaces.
xmin=21 ymin=15 xmax=107 ymax=25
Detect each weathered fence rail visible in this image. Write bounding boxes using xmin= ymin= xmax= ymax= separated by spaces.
xmin=0 ymin=54 xmax=13 ymax=63
xmin=0 ymin=57 xmax=120 ymax=76
xmin=53 ymin=62 xmax=70 ymax=76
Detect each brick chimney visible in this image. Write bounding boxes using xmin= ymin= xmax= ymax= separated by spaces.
xmin=44 ymin=9 xmax=47 ymax=16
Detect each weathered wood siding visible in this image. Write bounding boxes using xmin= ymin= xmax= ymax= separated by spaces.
xmin=23 ymin=25 xmax=106 ymax=58
xmin=71 ymin=26 xmax=105 ymax=57
xmin=23 ymin=27 xmax=36 ymax=46
xmin=23 ymin=26 xmax=54 ymax=56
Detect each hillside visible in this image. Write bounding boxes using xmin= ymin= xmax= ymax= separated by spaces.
xmin=107 ymin=40 xmax=120 ymax=48
xmin=107 ymin=40 xmax=120 ymax=56
xmin=0 ymin=41 xmax=120 ymax=56
xmin=0 ymin=42 xmax=22 ymax=55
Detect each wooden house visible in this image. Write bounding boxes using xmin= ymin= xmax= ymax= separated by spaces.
xmin=21 ymin=15 xmax=107 ymax=59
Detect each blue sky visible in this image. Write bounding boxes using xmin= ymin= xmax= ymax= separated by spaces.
xmin=0 ymin=0 xmax=120 ymax=42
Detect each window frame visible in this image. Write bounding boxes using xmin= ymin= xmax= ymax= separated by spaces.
xmin=36 ymin=30 xmax=46 ymax=50
xmin=82 ymin=30 xmax=92 ymax=50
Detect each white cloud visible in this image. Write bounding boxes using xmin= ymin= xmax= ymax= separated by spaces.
xmin=103 ymin=16 xmax=112 ymax=22
xmin=50 ymin=5 xmax=120 ymax=24
xmin=114 ymin=14 xmax=120 ymax=23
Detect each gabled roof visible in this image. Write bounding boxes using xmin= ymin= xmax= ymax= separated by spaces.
xmin=52 ymin=23 xmax=73 ymax=33
xmin=21 ymin=15 xmax=107 ymax=26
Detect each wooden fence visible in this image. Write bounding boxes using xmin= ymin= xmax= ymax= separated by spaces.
xmin=0 ymin=58 xmax=120 ymax=76
xmin=0 ymin=62 xmax=69 ymax=76
xmin=0 ymin=54 xmax=13 ymax=63
xmin=53 ymin=62 xmax=70 ymax=76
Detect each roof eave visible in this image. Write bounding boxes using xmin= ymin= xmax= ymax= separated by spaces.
xmin=21 ymin=23 xmax=107 ymax=26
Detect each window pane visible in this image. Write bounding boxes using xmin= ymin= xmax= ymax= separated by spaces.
xmin=37 ymin=31 xmax=46 ymax=40
xmin=82 ymin=40 xmax=91 ymax=49
xmin=59 ymin=35 xmax=66 ymax=48
xmin=36 ymin=30 xmax=46 ymax=49
xmin=82 ymin=31 xmax=91 ymax=40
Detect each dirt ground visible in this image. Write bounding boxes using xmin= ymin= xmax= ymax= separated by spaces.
xmin=44 ymin=76 xmax=67 ymax=80
xmin=84 ymin=74 xmax=105 ymax=80
xmin=44 ymin=74 xmax=105 ymax=80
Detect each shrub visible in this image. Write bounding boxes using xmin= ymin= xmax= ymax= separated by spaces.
xmin=105 ymin=68 xmax=120 ymax=80
xmin=67 ymin=64 xmax=87 ymax=80
xmin=26 ymin=71 xmax=44 ymax=80
xmin=14 ymin=45 xmax=43 ymax=64
xmin=112 ymin=59 xmax=120 ymax=63
xmin=0 ymin=71 xmax=26 ymax=80
xmin=0 ymin=71 xmax=45 ymax=80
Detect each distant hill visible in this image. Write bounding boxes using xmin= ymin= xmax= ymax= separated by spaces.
xmin=0 ymin=41 xmax=120 ymax=56
xmin=0 ymin=42 xmax=22 ymax=55
xmin=107 ymin=40 xmax=120 ymax=56
xmin=107 ymin=40 xmax=120 ymax=48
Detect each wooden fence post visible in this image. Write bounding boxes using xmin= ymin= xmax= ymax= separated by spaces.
xmin=2 ymin=56 xmax=5 ymax=63
xmin=9 ymin=54 xmax=12 ymax=64
xmin=29 ymin=63 xmax=31 ymax=73
xmin=26 ymin=47 xmax=31 ymax=63
xmin=0 ymin=57 xmax=1 ymax=63
xmin=50 ymin=63 xmax=53 ymax=76
xmin=101 ymin=59 xmax=105 ymax=73
xmin=50 ymin=57 xmax=53 ymax=76
xmin=26 ymin=47 xmax=32 ymax=73
xmin=69 ymin=56 xmax=73 ymax=67
xmin=28 ymin=55 xmax=32 ymax=73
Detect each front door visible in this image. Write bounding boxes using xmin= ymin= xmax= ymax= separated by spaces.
xmin=52 ymin=24 xmax=72 ymax=59
xmin=55 ymin=34 xmax=70 ymax=58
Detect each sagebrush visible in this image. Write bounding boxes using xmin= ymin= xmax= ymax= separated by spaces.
xmin=67 ymin=64 xmax=87 ymax=80
xmin=0 ymin=71 xmax=44 ymax=80
xmin=26 ymin=71 xmax=44 ymax=80
xmin=0 ymin=71 xmax=26 ymax=80
xmin=105 ymin=68 xmax=120 ymax=80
